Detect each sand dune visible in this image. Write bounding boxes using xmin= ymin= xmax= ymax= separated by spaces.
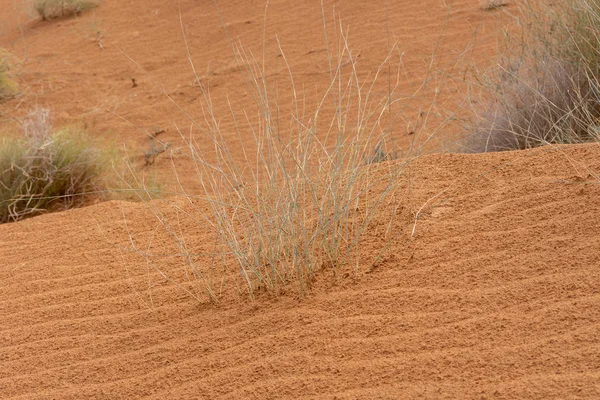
xmin=2 ymin=144 xmax=600 ymax=399
xmin=1 ymin=0 xmax=600 ymax=398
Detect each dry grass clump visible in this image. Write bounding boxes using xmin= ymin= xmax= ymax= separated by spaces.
xmin=0 ymin=49 xmax=19 ymax=101
xmin=129 ymin=26 xmax=409 ymax=301
xmin=465 ymin=0 xmax=600 ymax=152
xmin=0 ymin=108 xmax=106 ymax=223
xmin=199 ymin=44 xmax=407 ymax=297
xmin=32 ymin=0 xmax=99 ymax=20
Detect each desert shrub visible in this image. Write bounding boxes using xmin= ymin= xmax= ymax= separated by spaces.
xmin=32 ymin=0 xmax=98 ymax=20
xmin=0 ymin=108 xmax=105 ymax=223
xmin=464 ymin=0 xmax=600 ymax=152
xmin=128 ymin=29 xmax=410 ymax=302
xmin=0 ymin=49 xmax=19 ymax=101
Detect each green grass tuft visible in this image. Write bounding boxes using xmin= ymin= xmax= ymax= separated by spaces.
xmin=0 ymin=108 xmax=106 ymax=223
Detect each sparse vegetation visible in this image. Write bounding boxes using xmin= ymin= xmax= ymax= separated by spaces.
xmin=32 ymin=0 xmax=99 ymax=20
xmin=0 ymin=108 xmax=106 ymax=223
xmin=465 ymin=0 xmax=600 ymax=152
xmin=0 ymin=49 xmax=19 ymax=101
xmin=130 ymin=28 xmax=410 ymax=301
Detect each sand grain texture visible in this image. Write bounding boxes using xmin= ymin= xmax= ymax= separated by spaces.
xmin=2 ymin=144 xmax=600 ymax=399
xmin=1 ymin=0 xmax=600 ymax=398
xmin=0 ymin=0 xmax=501 ymax=190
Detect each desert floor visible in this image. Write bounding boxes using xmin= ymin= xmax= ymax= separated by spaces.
xmin=1 ymin=0 xmax=600 ymax=398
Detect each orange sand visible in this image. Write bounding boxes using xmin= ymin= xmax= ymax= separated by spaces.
xmin=2 ymin=1 xmax=599 ymax=398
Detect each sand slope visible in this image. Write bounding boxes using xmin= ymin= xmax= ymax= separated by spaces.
xmin=0 ymin=0 xmax=500 ymax=190
xmin=1 ymin=0 xmax=600 ymax=398
xmin=2 ymin=144 xmax=600 ymax=399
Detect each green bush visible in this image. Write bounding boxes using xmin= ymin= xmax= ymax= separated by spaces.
xmin=0 ymin=109 xmax=105 ymax=223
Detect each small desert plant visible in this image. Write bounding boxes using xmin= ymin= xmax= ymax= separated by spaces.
xmin=0 ymin=49 xmax=19 ymax=101
xmin=465 ymin=0 xmax=600 ymax=152
xmin=198 ymin=38 xmax=408 ymax=297
xmin=0 ymin=108 xmax=106 ymax=223
xmin=32 ymin=0 xmax=98 ymax=20
xmin=125 ymin=23 xmax=413 ymax=302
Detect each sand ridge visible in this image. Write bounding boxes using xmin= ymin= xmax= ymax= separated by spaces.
xmin=2 ymin=144 xmax=600 ymax=399
xmin=1 ymin=0 xmax=600 ymax=398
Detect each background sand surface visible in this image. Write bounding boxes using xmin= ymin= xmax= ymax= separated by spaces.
xmin=1 ymin=0 xmax=599 ymax=398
